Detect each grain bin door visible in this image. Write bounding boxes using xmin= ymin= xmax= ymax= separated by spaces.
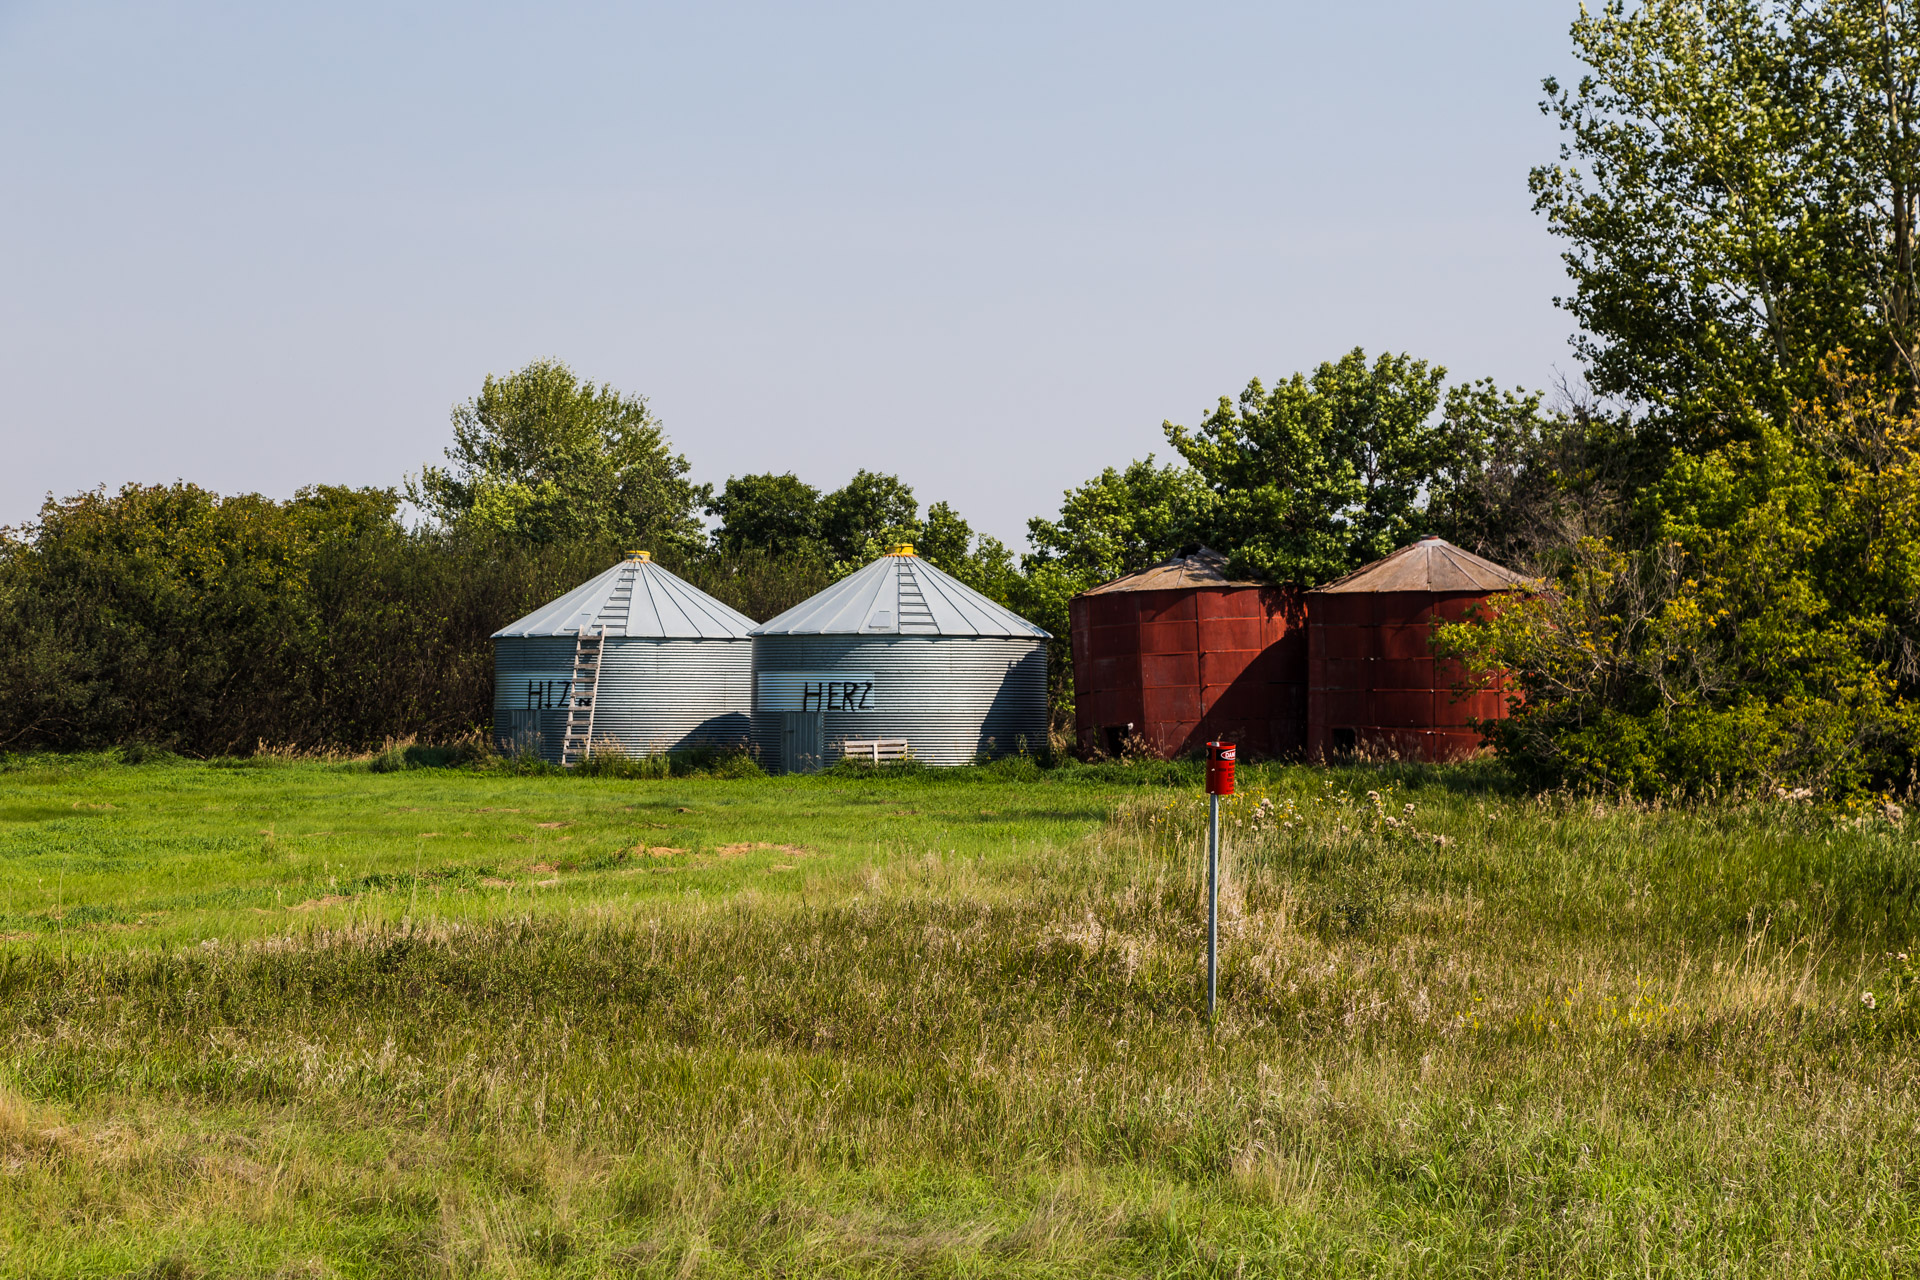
xmin=782 ymin=712 xmax=826 ymax=775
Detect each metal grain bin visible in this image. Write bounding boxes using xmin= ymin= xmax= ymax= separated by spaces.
xmin=1071 ymin=548 xmax=1306 ymax=760
xmin=492 ymin=553 xmax=754 ymax=763
xmin=750 ymin=545 xmax=1050 ymax=772
xmin=1306 ymin=536 xmax=1530 ymax=762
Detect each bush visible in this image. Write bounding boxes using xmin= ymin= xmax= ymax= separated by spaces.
xmin=369 ymin=740 xmax=491 ymax=774
xmin=573 ymin=743 xmax=764 ymax=780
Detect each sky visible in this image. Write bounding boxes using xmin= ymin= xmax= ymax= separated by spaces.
xmin=0 ymin=1 xmax=1581 ymax=549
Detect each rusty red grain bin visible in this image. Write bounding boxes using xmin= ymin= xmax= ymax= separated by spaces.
xmin=1070 ymin=549 xmax=1306 ymax=760
xmin=1305 ymin=536 xmax=1531 ymax=762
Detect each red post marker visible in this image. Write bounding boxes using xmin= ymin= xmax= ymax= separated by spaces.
xmin=1206 ymin=741 xmax=1237 ymax=796
xmin=1203 ymin=741 xmax=1235 ymax=1018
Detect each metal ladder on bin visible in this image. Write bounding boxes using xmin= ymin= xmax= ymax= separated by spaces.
xmin=896 ymin=564 xmax=935 ymax=631
xmin=560 ymin=629 xmax=603 ymax=767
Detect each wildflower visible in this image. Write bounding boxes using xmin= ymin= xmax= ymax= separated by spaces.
xmin=1403 ymin=802 xmax=1415 ymax=817
xmin=1863 ymin=991 xmax=1878 ymax=1011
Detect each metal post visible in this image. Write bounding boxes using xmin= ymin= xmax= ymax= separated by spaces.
xmin=1208 ymin=792 xmax=1219 ymax=1019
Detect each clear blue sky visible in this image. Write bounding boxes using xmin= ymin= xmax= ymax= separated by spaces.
xmin=0 ymin=1 xmax=1581 ymax=547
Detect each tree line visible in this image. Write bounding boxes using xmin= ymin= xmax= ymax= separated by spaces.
xmin=8 ymin=0 xmax=1920 ymax=797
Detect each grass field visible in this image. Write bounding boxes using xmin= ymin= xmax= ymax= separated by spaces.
xmin=3 ymin=753 xmax=1920 ymax=1277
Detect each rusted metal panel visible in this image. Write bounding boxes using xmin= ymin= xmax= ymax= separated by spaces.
xmin=1141 ymin=652 xmax=1199 ymax=688
xmin=1311 ymin=593 xmax=1372 ymax=626
xmin=1199 ymin=616 xmax=1270 ymax=651
xmin=1304 ymin=538 xmax=1529 ymax=761
xmin=1371 ymin=690 xmax=1435 ymax=729
xmin=1366 ymin=592 xmax=1437 ymax=627
xmin=1197 ymin=650 xmax=1258 ymax=685
xmin=1140 ymin=620 xmax=1199 ymax=654
xmin=1071 ymin=577 xmax=1309 ymax=760
xmin=1143 ymin=686 xmax=1203 ymax=723
xmin=1373 ymin=658 xmax=1434 ymax=690
xmin=1315 ymin=622 xmax=1374 ymax=660
xmin=1321 ymin=658 xmax=1370 ymax=691
xmin=1376 ymin=624 xmax=1435 ymax=660
xmin=1138 ymin=592 xmax=1198 ymax=623
xmin=1087 ymin=594 xmax=1139 ymax=628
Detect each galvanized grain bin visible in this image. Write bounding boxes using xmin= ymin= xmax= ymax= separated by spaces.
xmin=1070 ymin=548 xmax=1306 ymax=760
xmin=492 ymin=553 xmax=755 ymax=763
xmin=750 ymin=544 xmax=1050 ymax=772
xmin=1306 ymin=536 xmax=1530 ymax=762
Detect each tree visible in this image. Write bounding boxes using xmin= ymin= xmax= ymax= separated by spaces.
xmin=706 ymin=472 xmax=825 ymax=558
xmin=410 ymin=359 xmax=703 ymax=550
xmin=1443 ymin=353 xmax=1920 ymax=795
xmin=1165 ymin=349 xmax=1552 ymax=584
xmin=1024 ymin=457 xmax=1215 ymax=591
xmin=820 ymin=470 xmax=920 ymax=562
xmin=1533 ymin=0 xmax=1920 ymax=450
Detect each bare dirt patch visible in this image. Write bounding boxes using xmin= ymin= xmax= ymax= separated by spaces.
xmin=534 ymin=822 xmax=569 ymax=829
xmin=714 ymin=842 xmax=812 ymax=859
xmin=289 ymin=895 xmax=347 ymax=913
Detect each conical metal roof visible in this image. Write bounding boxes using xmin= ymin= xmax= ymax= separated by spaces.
xmin=751 ymin=548 xmax=1050 ymax=638
xmin=1079 ymin=546 xmax=1263 ymax=595
xmin=493 ymin=555 xmax=757 ymax=639
xmin=1312 ymin=536 xmax=1535 ymax=594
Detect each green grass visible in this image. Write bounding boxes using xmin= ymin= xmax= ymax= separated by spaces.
xmin=2 ymin=754 xmax=1919 ymax=1276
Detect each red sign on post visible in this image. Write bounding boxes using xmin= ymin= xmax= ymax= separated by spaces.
xmin=1206 ymin=741 xmax=1237 ymax=796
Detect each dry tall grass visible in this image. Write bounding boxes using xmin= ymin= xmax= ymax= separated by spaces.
xmin=2 ymin=771 xmax=1918 ymax=1275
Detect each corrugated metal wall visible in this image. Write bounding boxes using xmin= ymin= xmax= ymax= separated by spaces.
xmin=493 ymin=637 xmax=577 ymax=763
xmin=1070 ymin=585 xmax=1306 ymax=760
xmin=493 ymin=636 xmax=752 ymax=762
xmin=1306 ymin=590 xmax=1511 ymax=762
xmin=752 ymin=636 xmax=1047 ymax=771
xmin=593 ymin=638 xmax=752 ymax=754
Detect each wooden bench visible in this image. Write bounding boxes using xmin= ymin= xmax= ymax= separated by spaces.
xmin=841 ymin=738 xmax=911 ymax=764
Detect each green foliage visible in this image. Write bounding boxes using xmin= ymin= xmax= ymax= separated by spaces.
xmin=1448 ymin=0 xmax=1920 ymax=793
xmin=705 ymin=471 xmax=826 ymax=558
xmin=0 ymin=482 xmax=629 ymax=754
xmin=573 ymin=743 xmax=765 ymax=780
xmin=819 ymin=469 xmax=919 ymax=561
xmin=367 ymin=741 xmax=490 ymax=773
xmin=705 ymin=470 xmax=1022 ymax=616
xmin=1166 ymin=349 xmax=1555 ymax=584
xmin=409 ymin=358 xmax=703 ymax=551
xmin=1441 ymin=357 xmax=1920 ymax=795
xmin=1024 ymin=456 xmax=1216 ymax=591
xmin=1534 ymin=0 xmax=1920 ymax=446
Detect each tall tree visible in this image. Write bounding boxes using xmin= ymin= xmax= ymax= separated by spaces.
xmin=819 ymin=470 xmax=920 ymax=562
xmin=1533 ymin=0 xmax=1920 ymax=449
xmin=1165 ymin=349 xmax=1549 ymax=584
xmin=706 ymin=472 xmax=825 ymax=558
xmin=1024 ymin=457 xmax=1215 ymax=590
xmin=410 ymin=359 xmax=702 ymax=550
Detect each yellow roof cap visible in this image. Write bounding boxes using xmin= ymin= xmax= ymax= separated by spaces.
xmin=887 ymin=542 xmax=916 ymax=557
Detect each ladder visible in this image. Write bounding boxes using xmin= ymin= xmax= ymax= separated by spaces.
xmin=897 ymin=563 xmax=936 ymax=632
xmin=560 ymin=629 xmax=604 ymax=766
